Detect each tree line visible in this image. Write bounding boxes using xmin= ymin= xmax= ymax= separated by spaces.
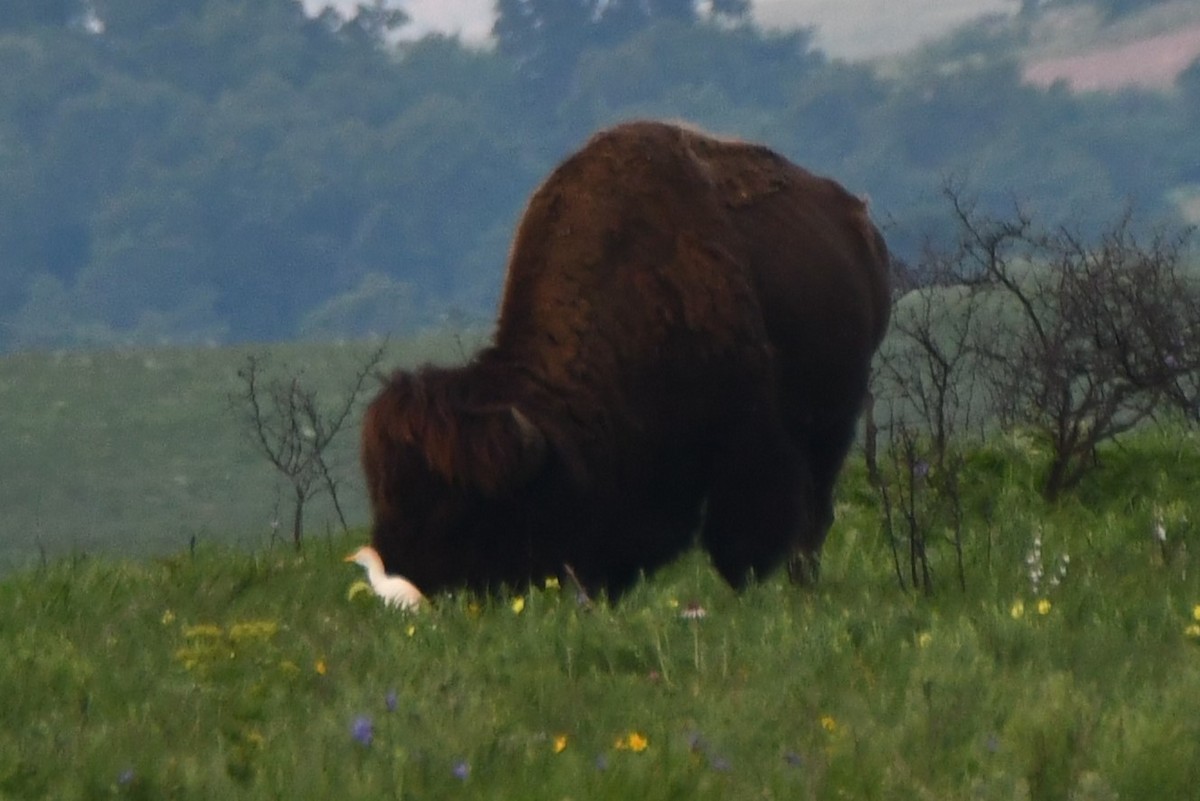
xmin=1 ymin=0 xmax=1197 ymax=351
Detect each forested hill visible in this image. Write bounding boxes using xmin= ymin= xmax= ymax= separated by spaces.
xmin=2 ymin=0 xmax=1197 ymax=352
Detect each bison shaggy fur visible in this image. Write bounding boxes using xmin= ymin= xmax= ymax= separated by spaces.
xmin=361 ymin=120 xmax=890 ymax=598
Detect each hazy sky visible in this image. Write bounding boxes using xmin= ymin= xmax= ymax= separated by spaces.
xmin=301 ymin=0 xmax=1017 ymax=60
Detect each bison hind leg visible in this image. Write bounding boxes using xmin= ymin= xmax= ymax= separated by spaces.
xmin=786 ymin=548 xmax=822 ymax=586
xmin=783 ymin=408 xmax=864 ymax=585
xmin=701 ymin=423 xmax=816 ymax=589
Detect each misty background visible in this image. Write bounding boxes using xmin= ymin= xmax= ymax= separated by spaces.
xmin=2 ymin=0 xmax=1199 ymax=353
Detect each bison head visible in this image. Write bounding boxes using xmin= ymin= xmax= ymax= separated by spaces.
xmin=360 ymin=368 xmax=548 ymax=594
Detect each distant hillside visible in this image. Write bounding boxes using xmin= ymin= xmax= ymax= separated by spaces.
xmin=1023 ymin=2 xmax=1200 ymax=91
xmin=0 ymin=333 xmax=483 ymax=573
xmin=1025 ymin=24 xmax=1200 ymax=90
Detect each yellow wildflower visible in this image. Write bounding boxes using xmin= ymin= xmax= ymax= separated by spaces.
xmin=406 ymin=623 xmax=417 ymax=638
xmin=917 ymin=632 xmax=932 ymax=649
xmin=228 ymin=620 xmax=279 ymax=642
xmin=614 ymin=732 xmax=649 ymax=752
xmin=1010 ymin=600 xmax=1025 ymax=619
xmin=173 ymin=647 xmax=202 ymax=671
xmin=1193 ymin=604 xmax=1200 ymax=622
xmin=1185 ymin=624 xmax=1200 ymax=639
xmin=511 ymin=596 xmax=526 ymax=614
xmin=544 ymin=576 xmax=560 ymax=590
xmin=315 ymin=659 xmax=327 ymax=676
xmin=182 ymin=623 xmax=223 ymax=639
xmin=553 ymin=734 xmax=569 ymax=754
xmin=161 ymin=610 xmax=176 ymax=626
xmin=467 ymin=601 xmax=482 ymax=618
xmin=1036 ymin=599 xmax=1052 ymax=616
xmin=820 ymin=715 xmax=838 ymax=734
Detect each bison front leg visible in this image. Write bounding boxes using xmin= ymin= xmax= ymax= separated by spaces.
xmin=700 ymin=418 xmax=816 ymax=589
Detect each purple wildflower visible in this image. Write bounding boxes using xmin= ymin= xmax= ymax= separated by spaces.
xmin=351 ymin=715 xmax=374 ymax=747
xmin=452 ymin=760 xmax=470 ymax=781
xmin=594 ymin=754 xmax=609 ymax=772
xmin=783 ymin=751 xmax=804 ymax=768
xmin=709 ymin=755 xmax=732 ymax=772
xmin=385 ymin=689 xmax=398 ymax=712
xmin=117 ymin=768 xmax=135 ymax=786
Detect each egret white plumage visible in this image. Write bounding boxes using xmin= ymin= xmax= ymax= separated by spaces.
xmin=344 ymin=546 xmax=425 ymax=610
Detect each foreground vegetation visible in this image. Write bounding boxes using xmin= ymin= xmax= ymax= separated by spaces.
xmin=3 ymin=428 xmax=1198 ymax=799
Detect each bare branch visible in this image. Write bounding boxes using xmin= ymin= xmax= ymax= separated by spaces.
xmin=231 ymin=344 xmax=388 ymax=548
xmin=937 ymin=187 xmax=1199 ymax=498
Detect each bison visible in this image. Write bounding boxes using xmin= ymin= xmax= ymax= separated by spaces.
xmin=361 ymin=120 xmax=890 ymax=599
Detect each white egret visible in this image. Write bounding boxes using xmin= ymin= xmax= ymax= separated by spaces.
xmin=344 ymin=546 xmax=425 ymax=611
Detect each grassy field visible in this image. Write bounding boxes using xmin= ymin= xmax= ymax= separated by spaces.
xmin=2 ymin=420 xmax=1199 ymax=799
xmin=0 ymin=334 xmax=485 ymax=572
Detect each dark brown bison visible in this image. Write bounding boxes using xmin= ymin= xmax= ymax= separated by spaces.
xmin=361 ymin=120 xmax=890 ymax=599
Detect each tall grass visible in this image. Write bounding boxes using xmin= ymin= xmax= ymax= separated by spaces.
xmin=3 ymin=428 xmax=1198 ymax=799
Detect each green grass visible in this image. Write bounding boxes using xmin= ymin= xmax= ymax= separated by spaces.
xmin=3 ymin=428 xmax=1199 ymax=800
xmin=3 ymin=339 xmax=1199 ymax=797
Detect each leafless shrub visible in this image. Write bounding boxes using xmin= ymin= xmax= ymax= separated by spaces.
xmin=945 ymin=187 xmax=1199 ymax=499
xmin=232 ymin=344 xmax=385 ymax=548
xmin=868 ymin=250 xmax=988 ymax=593
xmin=867 ymin=186 xmax=1198 ymax=591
